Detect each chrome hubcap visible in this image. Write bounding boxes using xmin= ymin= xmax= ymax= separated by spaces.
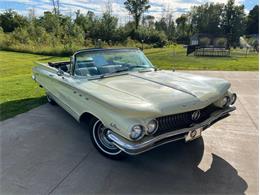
xmin=96 ymin=121 xmax=118 ymax=150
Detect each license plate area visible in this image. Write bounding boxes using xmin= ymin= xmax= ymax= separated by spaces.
xmin=185 ymin=128 xmax=202 ymax=142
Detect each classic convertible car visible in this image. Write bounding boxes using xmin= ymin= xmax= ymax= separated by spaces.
xmin=32 ymin=48 xmax=237 ymax=159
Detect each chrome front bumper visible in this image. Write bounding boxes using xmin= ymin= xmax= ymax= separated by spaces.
xmin=107 ymin=106 xmax=236 ymax=155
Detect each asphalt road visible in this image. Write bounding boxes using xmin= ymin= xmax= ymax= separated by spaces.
xmin=0 ymin=71 xmax=258 ymax=195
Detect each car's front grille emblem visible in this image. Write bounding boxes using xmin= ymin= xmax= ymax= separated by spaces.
xmin=155 ymin=105 xmax=219 ymax=136
xmin=191 ymin=110 xmax=201 ymax=121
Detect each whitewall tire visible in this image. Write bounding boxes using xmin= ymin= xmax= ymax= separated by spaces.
xmin=89 ymin=118 xmax=126 ymax=160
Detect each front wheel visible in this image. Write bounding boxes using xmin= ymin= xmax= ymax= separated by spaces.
xmin=89 ymin=118 xmax=126 ymax=160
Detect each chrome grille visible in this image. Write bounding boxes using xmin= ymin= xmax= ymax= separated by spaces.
xmin=155 ymin=105 xmax=219 ymax=135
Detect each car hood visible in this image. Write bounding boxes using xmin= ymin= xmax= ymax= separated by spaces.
xmin=81 ymin=70 xmax=230 ymax=116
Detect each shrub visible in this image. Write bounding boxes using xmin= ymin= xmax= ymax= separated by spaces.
xmin=132 ymin=27 xmax=167 ymax=47
xmin=214 ymin=37 xmax=227 ymax=48
xmin=11 ymin=27 xmax=30 ymax=44
xmin=199 ymin=37 xmax=211 ymax=47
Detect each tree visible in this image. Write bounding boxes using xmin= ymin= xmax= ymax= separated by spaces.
xmin=0 ymin=9 xmax=28 ymax=32
xmin=190 ymin=3 xmax=224 ymax=34
xmin=142 ymin=15 xmax=155 ymax=28
xmin=167 ymin=20 xmax=176 ymax=41
xmin=37 ymin=11 xmax=60 ymax=34
xmin=246 ymin=5 xmax=259 ymax=34
xmin=51 ymin=0 xmax=60 ymax=15
xmin=221 ymin=0 xmax=246 ymax=46
xmin=98 ymin=12 xmax=118 ymax=42
xmin=62 ymin=23 xmax=84 ymax=48
xmin=175 ymin=14 xmax=191 ymax=43
xmin=75 ymin=10 xmax=95 ymax=38
xmin=165 ymin=13 xmax=176 ymax=40
xmin=155 ymin=13 xmax=176 ymax=41
xmin=155 ymin=17 xmax=167 ymax=32
xmin=124 ymin=0 xmax=151 ymax=29
xmin=28 ymin=8 xmax=36 ymax=21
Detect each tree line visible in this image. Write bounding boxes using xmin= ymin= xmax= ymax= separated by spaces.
xmin=0 ymin=0 xmax=258 ymax=55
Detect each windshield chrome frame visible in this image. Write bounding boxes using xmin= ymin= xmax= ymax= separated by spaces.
xmin=71 ymin=48 xmax=155 ymax=79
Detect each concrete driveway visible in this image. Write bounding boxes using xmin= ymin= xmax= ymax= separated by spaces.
xmin=0 ymin=71 xmax=258 ymax=195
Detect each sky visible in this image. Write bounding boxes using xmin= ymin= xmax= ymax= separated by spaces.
xmin=0 ymin=0 xmax=258 ymax=24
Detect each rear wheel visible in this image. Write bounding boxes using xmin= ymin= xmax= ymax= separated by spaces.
xmin=46 ymin=93 xmax=57 ymax=105
xmin=89 ymin=118 xmax=126 ymax=160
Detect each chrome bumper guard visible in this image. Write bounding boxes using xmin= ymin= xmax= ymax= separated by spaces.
xmin=107 ymin=106 xmax=236 ymax=155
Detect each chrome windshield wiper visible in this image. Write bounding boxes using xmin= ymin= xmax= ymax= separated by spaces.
xmin=129 ymin=65 xmax=155 ymax=73
xmin=129 ymin=65 xmax=147 ymax=69
xmin=88 ymin=68 xmax=129 ymax=80
xmin=100 ymin=67 xmax=129 ymax=76
xmin=138 ymin=68 xmax=153 ymax=73
xmin=111 ymin=67 xmax=129 ymax=74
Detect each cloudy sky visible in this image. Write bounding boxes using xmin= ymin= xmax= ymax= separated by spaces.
xmin=0 ymin=0 xmax=258 ymax=23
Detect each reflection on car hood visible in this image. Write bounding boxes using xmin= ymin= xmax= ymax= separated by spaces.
xmin=80 ymin=70 xmax=230 ymax=116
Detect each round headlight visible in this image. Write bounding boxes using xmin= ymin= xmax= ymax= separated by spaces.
xmin=130 ymin=125 xmax=144 ymax=140
xmin=230 ymin=93 xmax=237 ymax=105
xmin=220 ymin=96 xmax=230 ymax=107
xmin=147 ymin=120 xmax=158 ymax=134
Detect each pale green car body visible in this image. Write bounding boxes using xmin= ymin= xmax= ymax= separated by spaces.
xmin=32 ymin=48 xmax=236 ymax=155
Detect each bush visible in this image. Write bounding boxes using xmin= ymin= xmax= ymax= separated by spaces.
xmin=176 ymin=35 xmax=190 ymax=44
xmin=214 ymin=37 xmax=227 ymax=48
xmin=0 ymin=10 xmax=169 ymax=56
xmin=123 ymin=37 xmax=152 ymax=49
xmin=132 ymin=27 xmax=167 ymax=47
xmin=199 ymin=37 xmax=211 ymax=47
xmin=11 ymin=27 xmax=30 ymax=44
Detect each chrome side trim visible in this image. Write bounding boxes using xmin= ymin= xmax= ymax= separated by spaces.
xmin=107 ymin=106 xmax=236 ymax=155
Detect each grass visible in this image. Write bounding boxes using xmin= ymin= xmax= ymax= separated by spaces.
xmin=0 ymin=46 xmax=258 ymax=120
xmin=0 ymin=51 xmax=67 ymax=120
xmin=145 ymin=45 xmax=259 ymax=71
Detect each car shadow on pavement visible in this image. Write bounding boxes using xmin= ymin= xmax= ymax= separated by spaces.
xmin=0 ymin=97 xmax=47 ymax=121
xmin=49 ymin=110 xmax=248 ymax=194
xmin=1 ymin=104 xmax=247 ymax=194
xmin=101 ymin=138 xmax=248 ymax=194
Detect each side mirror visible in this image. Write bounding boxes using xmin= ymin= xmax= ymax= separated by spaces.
xmin=57 ymin=69 xmax=64 ymax=76
xmin=153 ymin=66 xmax=159 ymax=71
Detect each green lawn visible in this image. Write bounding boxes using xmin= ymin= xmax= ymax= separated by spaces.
xmin=0 ymin=47 xmax=258 ymax=120
xmin=145 ymin=45 xmax=259 ymax=71
xmin=0 ymin=51 xmax=67 ymax=120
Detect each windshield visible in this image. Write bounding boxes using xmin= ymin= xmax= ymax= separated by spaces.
xmin=74 ymin=49 xmax=154 ymax=78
